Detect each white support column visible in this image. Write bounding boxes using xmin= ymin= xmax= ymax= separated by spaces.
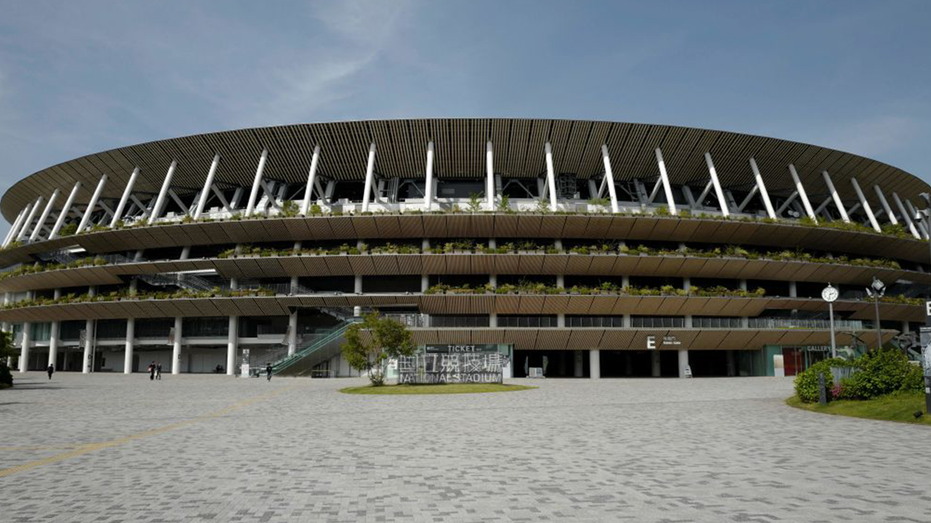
xmin=748 ymin=158 xmax=776 ymax=219
xmin=124 ymin=318 xmax=135 ymax=374
xmin=423 ymin=142 xmax=434 ymax=212
xmin=20 ymin=321 xmax=31 ymax=373
xmin=288 ymin=309 xmax=298 ymax=357
xmin=678 ymin=349 xmax=690 ymax=378
xmin=300 ymin=146 xmax=321 ymax=216
xmin=486 ymin=141 xmax=495 ymax=210
xmin=3 ymin=207 xmax=28 ymax=247
xmin=227 ymin=315 xmax=238 ymax=376
xmin=30 ymin=190 xmax=60 ymax=241
xmin=892 ymin=192 xmax=921 ymax=238
xmin=172 ymin=317 xmax=182 ymax=375
xmin=77 ymin=175 xmax=108 ymax=233
xmin=193 ymin=156 xmax=220 ymax=220
xmin=589 ymin=349 xmax=600 ymax=379
xmin=148 ymin=161 xmax=178 ymax=224
xmin=874 ymin=185 xmax=898 ymax=225
xmin=544 ymin=142 xmax=558 ymax=210
xmin=822 ymin=171 xmax=850 ymax=223
xmin=905 ymin=199 xmax=929 ymax=239
xmin=49 ymin=182 xmax=82 ymax=239
xmin=245 ymin=150 xmax=269 ymax=216
xmin=48 ymin=290 xmax=61 ymax=367
xmin=601 ymin=145 xmax=620 ymax=213
xmin=850 ymin=178 xmax=881 ymax=232
xmin=16 ymin=199 xmax=42 ymax=241
xmin=83 ymin=287 xmax=95 ymax=373
xmin=653 ymin=148 xmax=678 ymax=215
xmin=110 ymin=168 xmax=140 ymax=227
xmin=788 ymin=165 xmax=817 ymax=221
xmin=360 ymin=143 xmax=378 ymax=212
xmin=703 ymin=153 xmax=730 ymax=217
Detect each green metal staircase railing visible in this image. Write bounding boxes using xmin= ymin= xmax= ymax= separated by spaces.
xmin=271 ymin=318 xmax=361 ymax=376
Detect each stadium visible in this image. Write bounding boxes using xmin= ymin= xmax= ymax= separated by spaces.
xmin=0 ymin=118 xmax=928 ymax=379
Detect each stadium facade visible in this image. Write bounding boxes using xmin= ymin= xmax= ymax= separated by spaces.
xmin=1 ymin=118 xmax=929 ymax=379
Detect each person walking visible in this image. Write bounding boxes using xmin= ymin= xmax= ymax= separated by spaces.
xmin=155 ymin=362 xmax=162 ymax=380
xmin=266 ymin=363 xmax=273 ymax=381
xmin=148 ymin=361 xmax=155 ymax=381
xmin=47 ymin=364 xmax=54 ymax=380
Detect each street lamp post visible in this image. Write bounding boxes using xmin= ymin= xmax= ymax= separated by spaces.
xmin=822 ymin=284 xmax=839 ymax=359
xmin=865 ymin=277 xmax=886 ymax=350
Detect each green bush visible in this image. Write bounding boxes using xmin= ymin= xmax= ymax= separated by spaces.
xmin=842 ymin=348 xmax=922 ymax=399
xmin=0 ymin=361 xmax=12 ymax=388
xmin=794 ymin=358 xmax=850 ymax=403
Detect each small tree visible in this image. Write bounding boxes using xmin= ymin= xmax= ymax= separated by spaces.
xmin=341 ymin=312 xmax=416 ymax=386
xmin=0 ymin=331 xmax=16 ymax=389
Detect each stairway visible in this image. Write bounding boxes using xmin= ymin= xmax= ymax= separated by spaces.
xmin=272 ymin=318 xmax=362 ymax=377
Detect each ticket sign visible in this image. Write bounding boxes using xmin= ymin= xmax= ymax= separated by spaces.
xmin=424 ymin=344 xmax=499 ymax=354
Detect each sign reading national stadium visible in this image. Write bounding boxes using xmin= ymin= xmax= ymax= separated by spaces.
xmin=1 ymin=119 xmax=928 ymax=379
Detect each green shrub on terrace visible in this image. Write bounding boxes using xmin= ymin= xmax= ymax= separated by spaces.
xmin=59 ymin=223 xmax=78 ymax=237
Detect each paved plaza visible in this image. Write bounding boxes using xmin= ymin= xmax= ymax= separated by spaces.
xmin=1 ymin=373 xmax=929 ymax=522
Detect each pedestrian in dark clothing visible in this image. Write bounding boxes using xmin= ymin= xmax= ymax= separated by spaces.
xmin=266 ymin=363 xmax=273 ymax=381
xmin=47 ymin=364 xmax=54 ymax=380
xmin=155 ymin=363 xmax=162 ymax=380
xmin=148 ymin=361 xmax=155 ymax=380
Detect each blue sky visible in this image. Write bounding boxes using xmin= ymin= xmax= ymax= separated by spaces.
xmin=0 ymin=0 xmax=929 ymax=235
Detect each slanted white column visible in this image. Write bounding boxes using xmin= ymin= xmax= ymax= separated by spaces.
xmin=873 ymin=185 xmax=898 ymax=225
xmin=227 ymin=315 xmax=238 ymax=376
xmin=110 ymin=168 xmax=140 ymax=227
xmin=589 ymin=349 xmax=600 ymax=379
xmin=892 ymin=192 xmax=921 ymax=238
xmin=654 ymin=148 xmax=678 ymax=215
xmin=245 ymin=150 xmax=269 ymax=216
xmin=748 ymin=158 xmax=776 ymax=219
xmin=30 ymin=190 xmax=60 ymax=241
xmin=77 ymin=175 xmax=108 ymax=233
xmin=486 ymin=141 xmax=495 ymax=210
xmin=300 ymin=146 xmax=321 ymax=216
xmin=83 ymin=287 xmax=96 ymax=373
xmin=905 ymin=199 xmax=929 ymax=239
xmin=361 ymin=143 xmax=377 ymax=212
xmin=172 ymin=317 xmax=182 ymax=374
xmin=192 ymin=156 xmax=220 ymax=220
xmin=702 ymin=153 xmax=730 ymax=217
xmin=149 ymin=161 xmax=178 ymax=224
xmin=19 ymin=321 xmax=31 ymax=373
xmin=49 ymin=182 xmax=82 ymax=239
xmin=3 ymin=207 xmax=28 ymax=247
xmin=822 ymin=171 xmax=850 ymax=222
xmin=16 ymin=198 xmax=43 ymax=241
xmin=423 ymin=142 xmax=434 ymax=212
xmin=788 ymin=165 xmax=816 ymax=221
xmin=601 ymin=145 xmax=620 ymax=213
xmin=544 ymin=142 xmax=557 ymax=210
xmin=124 ymin=318 xmax=135 ymax=374
xmin=850 ymin=178 xmax=880 ymax=232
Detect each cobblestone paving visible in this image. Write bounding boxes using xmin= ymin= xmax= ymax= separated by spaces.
xmin=1 ymin=372 xmax=929 ymax=522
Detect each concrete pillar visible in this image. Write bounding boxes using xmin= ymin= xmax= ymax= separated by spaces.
xmin=423 ymin=142 xmax=434 ymax=211
xmin=589 ymin=349 xmax=600 ymax=379
xmin=288 ymin=310 xmax=298 ymax=357
xmin=111 ymin=167 xmax=140 ymax=227
xmin=48 ymin=321 xmax=60 ymax=368
xmin=574 ymin=350 xmax=584 ymax=378
xmin=489 ymin=312 xmax=497 ymax=328
xmin=353 ymin=275 xmax=363 ymax=317
xmin=678 ymin=349 xmax=690 ymax=378
xmin=171 ymin=317 xmax=182 ymax=374
xmin=651 ymin=351 xmax=661 ymax=377
xmin=227 ymin=316 xmax=238 ymax=376
xmin=245 ymin=150 xmax=269 ymax=217
xmin=19 ymin=322 xmax=31 ymax=373
xmin=124 ymin=318 xmax=135 ymax=374
xmin=149 ymin=161 xmax=177 ymax=224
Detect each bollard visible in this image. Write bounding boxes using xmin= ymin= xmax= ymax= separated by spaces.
xmin=818 ymin=372 xmax=827 ymax=405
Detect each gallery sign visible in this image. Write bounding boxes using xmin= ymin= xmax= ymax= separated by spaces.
xmin=399 ymin=347 xmax=509 ymax=384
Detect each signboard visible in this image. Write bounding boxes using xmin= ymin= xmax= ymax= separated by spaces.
xmin=647 ymin=335 xmax=681 ymax=350
xmin=398 ymin=349 xmax=509 ymax=384
xmin=240 ymin=349 xmax=251 ymax=379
